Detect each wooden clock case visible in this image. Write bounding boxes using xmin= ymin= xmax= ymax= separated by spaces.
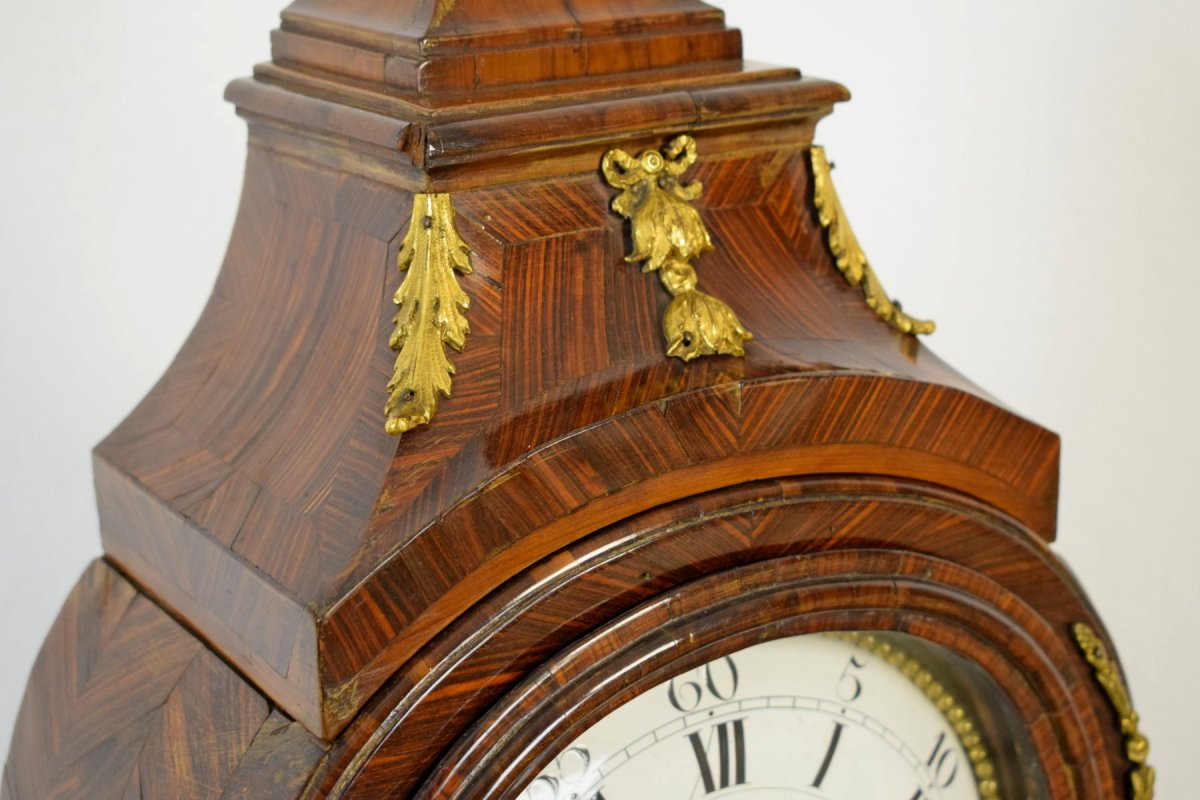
xmin=3 ymin=1 xmax=1142 ymax=798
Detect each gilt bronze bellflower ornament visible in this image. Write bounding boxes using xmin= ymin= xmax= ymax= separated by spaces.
xmin=602 ymin=135 xmax=752 ymax=361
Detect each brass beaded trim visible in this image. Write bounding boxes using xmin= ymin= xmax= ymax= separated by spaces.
xmin=832 ymin=632 xmax=999 ymax=799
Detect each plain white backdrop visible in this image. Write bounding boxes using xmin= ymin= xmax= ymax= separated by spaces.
xmin=0 ymin=0 xmax=1194 ymax=793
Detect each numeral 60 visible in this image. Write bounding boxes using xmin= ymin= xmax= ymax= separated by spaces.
xmin=667 ymin=656 xmax=740 ymax=712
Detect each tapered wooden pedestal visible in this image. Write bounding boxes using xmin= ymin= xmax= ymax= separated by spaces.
xmin=4 ymin=1 xmax=1138 ymax=798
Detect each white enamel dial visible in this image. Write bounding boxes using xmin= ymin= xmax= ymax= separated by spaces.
xmin=520 ymin=634 xmax=985 ymax=800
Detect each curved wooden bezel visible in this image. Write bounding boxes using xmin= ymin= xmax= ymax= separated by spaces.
xmin=308 ymin=478 xmax=1126 ymax=799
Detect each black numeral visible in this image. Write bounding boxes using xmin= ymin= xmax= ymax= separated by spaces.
xmin=669 ymin=657 xmax=740 ymax=712
xmin=837 ymin=656 xmax=866 ymax=702
xmin=524 ymin=747 xmax=595 ymax=800
xmin=687 ymin=719 xmax=747 ymax=793
xmin=926 ymin=732 xmax=960 ymax=788
xmin=904 ymin=734 xmax=960 ymax=800
xmin=811 ymin=721 xmax=844 ymax=788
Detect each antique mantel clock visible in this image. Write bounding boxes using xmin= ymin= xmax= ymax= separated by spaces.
xmin=3 ymin=1 xmax=1152 ymax=799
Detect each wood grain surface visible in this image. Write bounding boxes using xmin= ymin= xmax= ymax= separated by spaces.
xmin=275 ymin=0 xmax=738 ymax=96
xmin=91 ymin=126 xmax=1067 ymax=735
xmin=3 ymin=561 xmax=325 ymax=800
xmin=5 ymin=0 xmax=1140 ymax=797
xmin=311 ymin=477 xmax=1122 ymax=799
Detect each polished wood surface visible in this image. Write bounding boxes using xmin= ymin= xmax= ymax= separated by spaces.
xmin=320 ymin=477 xmax=1118 ymax=799
xmin=275 ymin=0 xmax=738 ymax=97
xmin=93 ymin=123 xmax=1066 ymax=737
xmin=3 ymin=562 xmax=324 ymax=800
xmin=5 ymin=0 xmax=1138 ymax=797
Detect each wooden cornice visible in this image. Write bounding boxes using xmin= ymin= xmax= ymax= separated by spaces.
xmin=274 ymin=0 xmax=739 ymax=98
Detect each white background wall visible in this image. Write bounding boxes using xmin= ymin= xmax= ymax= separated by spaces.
xmin=0 ymin=0 xmax=1193 ymax=793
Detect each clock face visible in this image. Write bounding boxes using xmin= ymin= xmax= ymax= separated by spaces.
xmin=520 ymin=633 xmax=990 ymax=800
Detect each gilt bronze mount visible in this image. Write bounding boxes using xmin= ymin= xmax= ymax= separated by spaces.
xmin=603 ymin=135 xmax=753 ymax=362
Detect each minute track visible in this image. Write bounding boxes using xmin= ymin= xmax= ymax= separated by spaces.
xmin=519 ymin=635 xmax=993 ymax=800
xmin=526 ymin=700 xmax=965 ymax=798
